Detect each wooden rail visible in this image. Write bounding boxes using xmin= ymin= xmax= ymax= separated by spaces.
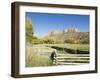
xmin=52 ymin=53 xmax=89 ymax=65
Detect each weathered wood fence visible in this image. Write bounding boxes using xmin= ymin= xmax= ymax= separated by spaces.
xmin=52 ymin=53 xmax=89 ymax=65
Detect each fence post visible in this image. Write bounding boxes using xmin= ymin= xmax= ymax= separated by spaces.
xmin=50 ymin=50 xmax=57 ymax=65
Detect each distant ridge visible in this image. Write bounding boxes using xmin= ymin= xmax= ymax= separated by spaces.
xmin=43 ymin=27 xmax=89 ymax=44
xmin=47 ymin=27 xmax=80 ymax=36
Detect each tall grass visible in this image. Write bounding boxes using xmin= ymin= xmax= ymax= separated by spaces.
xmin=26 ymin=44 xmax=53 ymax=67
xmin=26 ymin=43 xmax=89 ymax=67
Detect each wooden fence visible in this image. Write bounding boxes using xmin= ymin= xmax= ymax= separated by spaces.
xmin=52 ymin=53 xmax=89 ymax=65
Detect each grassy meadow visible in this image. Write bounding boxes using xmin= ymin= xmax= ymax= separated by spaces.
xmin=26 ymin=43 xmax=89 ymax=67
xmin=26 ymin=44 xmax=55 ymax=67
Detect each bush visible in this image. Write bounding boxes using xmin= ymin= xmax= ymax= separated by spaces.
xmin=64 ymin=38 xmax=89 ymax=44
xmin=80 ymin=38 xmax=89 ymax=44
xmin=32 ymin=39 xmax=43 ymax=44
xmin=43 ymin=39 xmax=55 ymax=44
xmin=64 ymin=38 xmax=75 ymax=44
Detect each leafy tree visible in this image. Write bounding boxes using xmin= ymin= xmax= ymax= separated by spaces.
xmin=26 ymin=18 xmax=34 ymax=34
xmin=26 ymin=18 xmax=34 ymax=43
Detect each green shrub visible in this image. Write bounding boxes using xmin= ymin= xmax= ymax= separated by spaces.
xmin=80 ymin=38 xmax=89 ymax=44
xmin=43 ymin=39 xmax=55 ymax=44
xmin=64 ymin=38 xmax=75 ymax=44
xmin=32 ymin=39 xmax=43 ymax=44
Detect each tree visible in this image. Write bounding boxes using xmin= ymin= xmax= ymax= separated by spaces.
xmin=26 ymin=18 xmax=34 ymax=35
xmin=26 ymin=18 xmax=34 ymax=43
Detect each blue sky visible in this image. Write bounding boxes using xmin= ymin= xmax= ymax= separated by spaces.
xmin=26 ymin=12 xmax=89 ymax=37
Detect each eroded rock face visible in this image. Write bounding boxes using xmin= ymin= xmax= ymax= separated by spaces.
xmin=47 ymin=30 xmax=61 ymax=36
xmin=64 ymin=27 xmax=80 ymax=33
xmin=44 ymin=27 xmax=89 ymax=44
xmin=48 ymin=27 xmax=80 ymax=36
